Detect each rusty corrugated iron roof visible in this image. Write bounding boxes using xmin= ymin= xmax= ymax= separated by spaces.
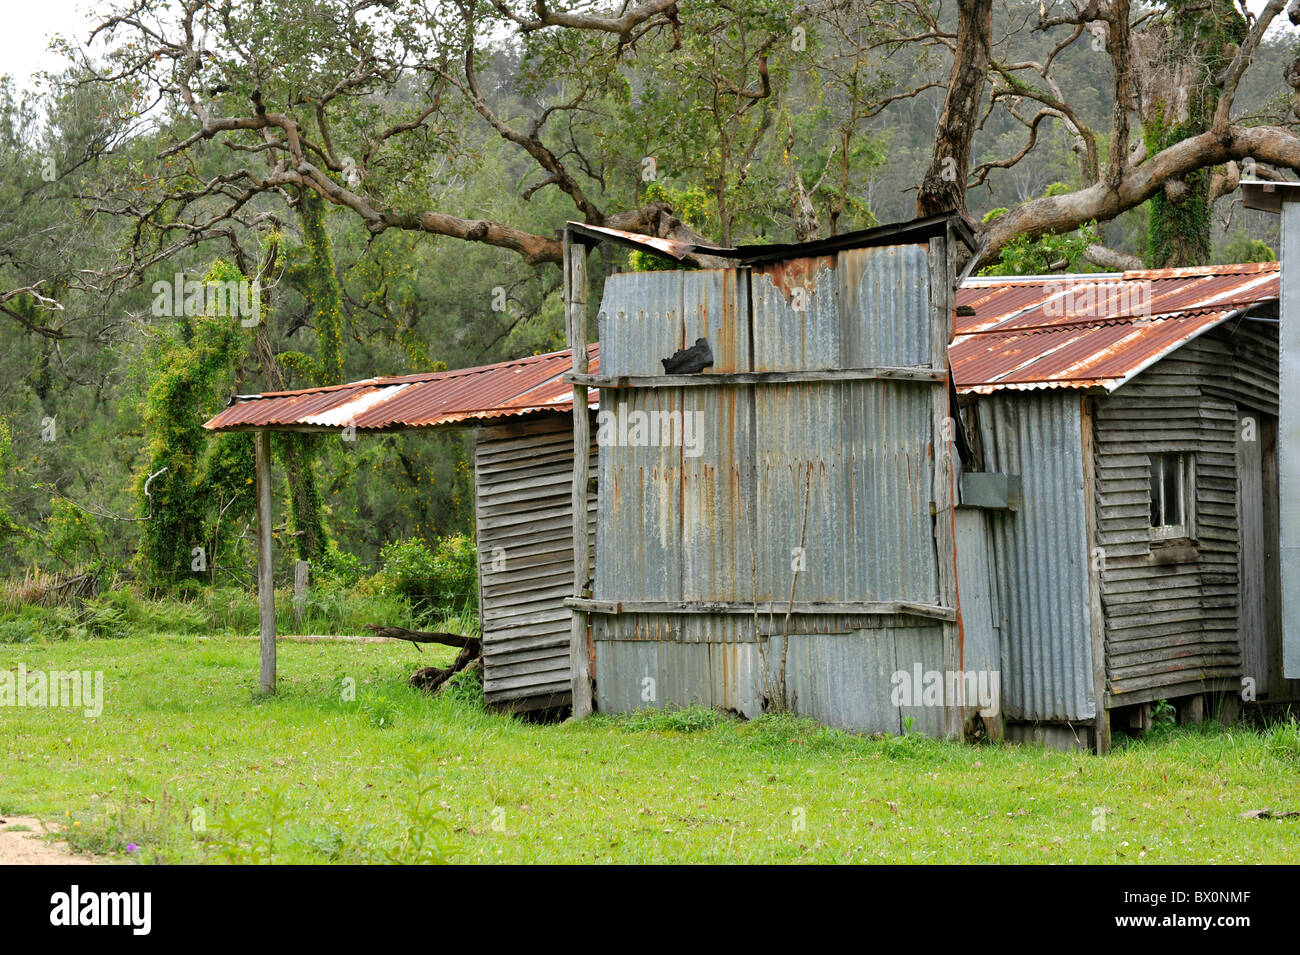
xmin=204 ymin=345 xmax=599 ymax=432
xmin=952 ymin=261 xmax=1279 ymax=394
xmin=206 ymin=261 xmax=1280 ymax=432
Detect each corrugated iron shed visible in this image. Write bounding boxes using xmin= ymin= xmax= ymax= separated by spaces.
xmin=204 ymin=345 xmax=599 ymax=432
xmin=952 ymin=261 xmax=1279 ymax=394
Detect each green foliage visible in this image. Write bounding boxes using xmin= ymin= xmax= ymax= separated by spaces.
xmin=621 ymin=705 xmax=732 ymax=734
xmin=1220 ymin=233 xmax=1276 ymax=264
xmin=293 ymin=192 xmax=347 ymax=386
xmin=44 ymin=499 xmax=105 ymax=568
xmin=440 ymin=665 xmax=485 ymax=709
xmin=361 ymin=694 xmax=399 ymax=730
xmin=1142 ymin=1 xmax=1248 ymax=267
xmin=1266 ymin=720 xmax=1300 ymax=761
xmin=138 ymin=304 xmax=249 ymax=588
xmin=979 ymin=220 xmax=1100 ymax=276
xmin=1152 ymin=698 xmax=1178 ymax=733
xmin=628 ymin=249 xmax=692 ymax=272
xmin=0 ymin=601 xmax=126 ymax=641
xmin=203 ymin=787 xmax=292 ymax=864
xmin=0 ymin=418 xmax=18 ymax=548
xmin=376 ymin=534 xmax=478 ymax=616
xmin=275 ymin=432 xmax=329 ymax=563
xmin=312 ymin=542 xmax=365 ymax=586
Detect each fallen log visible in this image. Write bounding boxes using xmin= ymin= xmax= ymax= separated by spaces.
xmin=410 ymin=648 xmax=481 ymax=694
xmin=364 ymin=623 xmax=482 ymax=695
xmin=362 ymin=624 xmax=479 ymax=651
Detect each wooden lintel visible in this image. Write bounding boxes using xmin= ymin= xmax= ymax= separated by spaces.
xmin=563 ymin=597 xmax=956 ymax=623
xmin=567 ymin=366 xmax=946 ymax=389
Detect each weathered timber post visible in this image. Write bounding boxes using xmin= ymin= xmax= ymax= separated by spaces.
xmin=565 ymin=227 xmax=594 ymax=717
xmin=255 ymin=429 xmax=276 ymax=694
xmin=293 ymin=560 xmax=310 ymax=630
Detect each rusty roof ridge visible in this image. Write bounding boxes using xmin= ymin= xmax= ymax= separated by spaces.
xmin=961 ymin=271 xmax=1123 ymax=285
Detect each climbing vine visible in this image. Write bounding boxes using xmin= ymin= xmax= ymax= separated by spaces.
xmin=138 ymin=266 xmax=252 ymax=588
xmin=264 ymin=190 xmax=354 ymax=565
xmin=296 ymin=191 xmax=347 ymax=386
xmin=1142 ymin=0 xmax=1246 ymax=268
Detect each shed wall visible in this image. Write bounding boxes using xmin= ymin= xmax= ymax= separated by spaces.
xmin=1094 ymin=321 xmax=1283 ymax=703
xmin=475 ymin=415 xmax=595 ymax=710
xmin=976 ymin=393 xmax=1096 ymax=722
xmin=591 ymin=243 xmax=957 ymax=735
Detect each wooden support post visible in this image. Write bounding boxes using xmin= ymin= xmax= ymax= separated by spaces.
xmin=255 ymin=430 xmax=276 ymax=694
xmin=565 ymin=229 xmax=594 ymax=718
xmin=931 ymin=226 xmax=962 ymax=740
xmin=1179 ymin=693 xmax=1205 ymax=725
xmin=1081 ymin=397 xmax=1112 ymax=754
xmin=293 ymin=560 xmax=310 ymax=630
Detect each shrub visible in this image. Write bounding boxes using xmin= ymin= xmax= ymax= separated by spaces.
xmin=0 ymin=618 xmax=36 ymax=643
xmin=376 ymin=534 xmax=477 ymax=617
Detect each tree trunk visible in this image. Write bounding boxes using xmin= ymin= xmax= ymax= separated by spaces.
xmin=1132 ymin=1 xmax=1247 ymax=267
xmin=916 ymin=0 xmax=993 ymax=220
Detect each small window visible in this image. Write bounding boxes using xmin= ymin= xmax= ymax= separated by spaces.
xmin=1149 ymin=452 xmax=1192 ymax=540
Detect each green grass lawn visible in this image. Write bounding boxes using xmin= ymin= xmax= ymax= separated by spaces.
xmin=2 ymin=631 xmax=1298 ymax=864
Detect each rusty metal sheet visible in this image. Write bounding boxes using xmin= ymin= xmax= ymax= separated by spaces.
xmin=977 ymin=393 xmax=1095 ymax=722
xmin=953 ymin=262 xmax=1279 ymax=393
xmin=204 ymin=345 xmax=599 ymax=431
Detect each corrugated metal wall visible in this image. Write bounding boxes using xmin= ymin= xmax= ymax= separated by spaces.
xmin=977 ymin=393 xmax=1096 ymax=722
xmin=476 ymin=415 xmax=595 ymax=711
xmin=591 ymin=243 xmax=955 ymax=735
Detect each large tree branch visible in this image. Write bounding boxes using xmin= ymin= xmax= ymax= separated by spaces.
xmin=492 ymin=0 xmax=679 ymax=39
xmin=979 ymin=125 xmax=1300 ymax=266
xmin=1213 ymin=0 xmax=1287 ymax=139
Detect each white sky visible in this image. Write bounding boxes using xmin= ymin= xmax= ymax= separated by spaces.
xmin=0 ymin=0 xmax=109 ymax=94
xmin=0 ymin=0 xmax=1293 ymax=95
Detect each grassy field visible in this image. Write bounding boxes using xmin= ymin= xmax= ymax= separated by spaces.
xmin=1 ymin=631 xmax=1299 ymax=864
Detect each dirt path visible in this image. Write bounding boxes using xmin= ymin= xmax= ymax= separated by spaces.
xmin=0 ymin=817 xmax=104 ymax=865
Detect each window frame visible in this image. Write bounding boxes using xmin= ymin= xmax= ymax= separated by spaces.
xmin=1149 ymin=451 xmax=1195 ymax=542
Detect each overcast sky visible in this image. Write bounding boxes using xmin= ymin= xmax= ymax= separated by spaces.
xmin=1 ymin=0 xmax=104 ymax=94
xmin=1 ymin=0 xmax=1294 ymax=97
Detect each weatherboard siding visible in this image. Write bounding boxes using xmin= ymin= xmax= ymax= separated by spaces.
xmin=1092 ymin=322 xmax=1280 ymax=703
xmin=475 ymin=415 xmax=596 ymax=711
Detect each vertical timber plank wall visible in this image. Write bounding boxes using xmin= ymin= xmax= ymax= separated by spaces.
xmin=475 ymin=415 xmax=597 ymax=712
